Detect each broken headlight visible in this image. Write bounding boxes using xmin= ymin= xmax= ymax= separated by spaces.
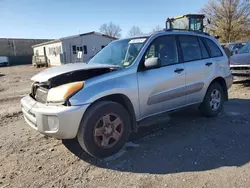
xmin=47 ymin=81 xmax=84 ymax=104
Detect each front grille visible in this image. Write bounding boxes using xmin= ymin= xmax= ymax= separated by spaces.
xmin=35 ymin=87 xmax=48 ymax=103
xmin=231 ymin=67 xmax=250 ymax=70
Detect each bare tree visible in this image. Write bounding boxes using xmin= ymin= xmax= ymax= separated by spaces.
xmin=201 ymin=0 xmax=250 ymax=42
xmin=99 ymin=22 xmax=122 ymax=38
xmin=152 ymin=25 xmax=163 ymax=33
xmin=127 ymin=26 xmax=143 ymax=36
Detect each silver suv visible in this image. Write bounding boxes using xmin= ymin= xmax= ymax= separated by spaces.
xmin=21 ymin=31 xmax=233 ymax=158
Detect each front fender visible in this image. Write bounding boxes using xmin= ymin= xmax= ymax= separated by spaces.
xmin=69 ymin=70 xmax=140 ymax=119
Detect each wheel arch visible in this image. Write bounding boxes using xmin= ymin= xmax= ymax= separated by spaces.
xmin=208 ymin=77 xmax=228 ymax=101
xmin=85 ymin=93 xmax=137 ymax=132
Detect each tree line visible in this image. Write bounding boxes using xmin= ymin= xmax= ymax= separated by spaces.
xmin=201 ymin=0 xmax=250 ymax=43
xmin=100 ymin=0 xmax=250 ymax=43
xmin=99 ymin=22 xmax=163 ymax=38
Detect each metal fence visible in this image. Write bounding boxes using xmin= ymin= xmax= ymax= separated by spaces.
xmin=8 ymin=55 xmax=32 ymax=65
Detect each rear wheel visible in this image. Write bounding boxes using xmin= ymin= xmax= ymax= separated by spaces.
xmin=199 ymin=82 xmax=224 ymax=117
xmin=77 ymin=101 xmax=131 ymax=158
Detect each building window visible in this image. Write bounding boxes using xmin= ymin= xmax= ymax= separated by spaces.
xmin=72 ymin=45 xmax=76 ymax=54
xmin=56 ymin=46 xmax=61 ymax=55
xmin=79 ymin=46 xmax=83 ymax=51
xmin=48 ymin=47 xmax=60 ymax=56
xmin=83 ymin=45 xmax=87 ymax=54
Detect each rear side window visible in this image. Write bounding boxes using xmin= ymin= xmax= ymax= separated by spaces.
xmin=179 ymin=36 xmax=201 ymax=62
xmin=202 ymin=38 xmax=223 ymax=57
xmin=198 ymin=37 xmax=209 ymax=59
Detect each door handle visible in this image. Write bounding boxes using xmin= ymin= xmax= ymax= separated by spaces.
xmin=174 ymin=68 xmax=184 ymax=73
xmin=205 ymin=62 xmax=213 ymax=67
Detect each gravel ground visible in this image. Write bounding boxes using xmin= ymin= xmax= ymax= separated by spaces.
xmin=0 ymin=65 xmax=250 ymax=188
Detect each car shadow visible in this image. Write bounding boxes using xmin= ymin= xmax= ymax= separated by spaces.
xmin=63 ymin=98 xmax=250 ymax=174
xmin=0 ymin=73 xmax=5 ymax=77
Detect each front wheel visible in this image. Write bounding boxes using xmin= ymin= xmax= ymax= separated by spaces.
xmin=77 ymin=101 xmax=131 ymax=158
xmin=199 ymin=82 xmax=224 ymax=117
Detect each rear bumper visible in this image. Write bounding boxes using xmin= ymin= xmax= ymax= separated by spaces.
xmin=21 ymin=95 xmax=89 ymax=139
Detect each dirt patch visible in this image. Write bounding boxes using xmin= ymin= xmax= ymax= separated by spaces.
xmin=0 ymin=111 xmax=22 ymax=127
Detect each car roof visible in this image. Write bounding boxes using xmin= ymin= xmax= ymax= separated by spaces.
xmin=121 ymin=30 xmax=212 ymax=41
xmin=122 ymin=34 xmax=151 ymax=40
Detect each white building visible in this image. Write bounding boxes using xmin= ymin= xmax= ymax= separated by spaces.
xmin=32 ymin=31 xmax=116 ymax=66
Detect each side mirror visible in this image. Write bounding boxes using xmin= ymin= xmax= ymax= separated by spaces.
xmin=144 ymin=57 xmax=161 ymax=69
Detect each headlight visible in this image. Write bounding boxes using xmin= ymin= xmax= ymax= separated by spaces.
xmin=47 ymin=81 xmax=84 ymax=103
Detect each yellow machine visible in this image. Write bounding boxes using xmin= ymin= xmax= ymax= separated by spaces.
xmin=165 ymin=14 xmax=206 ymax=33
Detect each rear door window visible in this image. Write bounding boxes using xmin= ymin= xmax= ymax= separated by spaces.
xmin=198 ymin=37 xmax=209 ymax=59
xmin=202 ymin=38 xmax=223 ymax=57
xmin=179 ymin=35 xmax=202 ymax=62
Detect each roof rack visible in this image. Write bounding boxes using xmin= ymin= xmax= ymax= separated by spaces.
xmin=164 ymin=28 xmax=210 ymax=36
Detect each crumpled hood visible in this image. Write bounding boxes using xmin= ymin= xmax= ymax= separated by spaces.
xmin=230 ymin=53 xmax=250 ymax=65
xmin=31 ymin=63 xmax=120 ymax=82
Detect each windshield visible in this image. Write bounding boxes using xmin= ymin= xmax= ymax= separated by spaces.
xmin=88 ymin=38 xmax=147 ymax=67
xmin=170 ymin=17 xmax=203 ymax=32
xmin=227 ymin=44 xmax=235 ymax=51
xmin=238 ymin=42 xmax=250 ymax=54
xmin=171 ymin=18 xmax=189 ymax=30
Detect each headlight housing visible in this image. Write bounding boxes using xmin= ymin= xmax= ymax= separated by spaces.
xmin=47 ymin=81 xmax=84 ymax=104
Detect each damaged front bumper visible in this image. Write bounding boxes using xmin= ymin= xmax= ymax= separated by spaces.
xmin=21 ymin=95 xmax=89 ymax=139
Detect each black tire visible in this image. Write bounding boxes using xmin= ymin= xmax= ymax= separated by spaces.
xmin=77 ymin=101 xmax=131 ymax=158
xmin=199 ymin=82 xmax=224 ymax=117
xmin=36 ymin=64 xmax=40 ymax=68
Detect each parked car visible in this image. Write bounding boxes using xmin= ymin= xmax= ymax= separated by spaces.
xmin=21 ymin=31 xmax=233 ymax=158
xmin=230 ymin=42 xmax=250 ymax=78
xmin=226 ymin=42 xmax=247 ymax=55
xmin=0 ymin=56 xmax=9 ymax=66
xmin=32 ymin=55 xmax=48 ymax=68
